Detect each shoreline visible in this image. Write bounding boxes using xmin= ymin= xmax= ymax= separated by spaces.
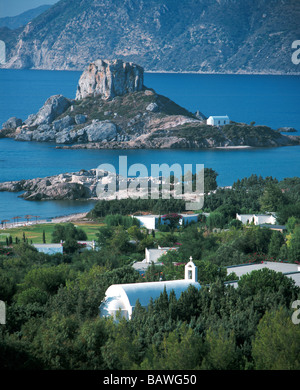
xmin=0 ymin=212 xmax=91 ymax=230
xmin=1 ymin=67 xmax=299 ymax=76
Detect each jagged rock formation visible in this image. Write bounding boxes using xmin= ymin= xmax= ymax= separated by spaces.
xmin=0 ymin=58 xmax=299 ymax=149
xmin=25 ymin=95 xmax=71 ymax=127
xmin=0 ymin=168 xmax=168 ymax=201
xmin=0 ymin=170 xmax=98 ymax=200
xmin=76 ymin=59 xmax=144 ymax=100
xmin=2 ymin=117 xmax=22 ymax=129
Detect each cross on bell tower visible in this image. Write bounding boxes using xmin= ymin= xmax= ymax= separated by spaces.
xmin=185 ymin=256 xmax=198 ymax=283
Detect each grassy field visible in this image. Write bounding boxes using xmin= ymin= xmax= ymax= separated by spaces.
xmin=0 ymin=221 xmax=105 ymax=245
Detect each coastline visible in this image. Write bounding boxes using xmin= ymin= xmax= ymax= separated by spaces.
xmin=1 ymin=66 xmax=300 ymax=76
xmin=0 ymin=212 xmax=90 ymax=230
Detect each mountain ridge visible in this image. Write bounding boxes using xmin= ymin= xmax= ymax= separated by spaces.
xmin=1 ymin=0 xmax=299 ymax=74
xmin=0 ymin=5 xmax=52 ymax=30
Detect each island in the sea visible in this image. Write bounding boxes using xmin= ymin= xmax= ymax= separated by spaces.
xmin=1 ymin=59 xmax=299 ymax=149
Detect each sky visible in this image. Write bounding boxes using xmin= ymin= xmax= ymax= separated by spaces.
xmin=0 ymin=0 xmax=59 ymax=17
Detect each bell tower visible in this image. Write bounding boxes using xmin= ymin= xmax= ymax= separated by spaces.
xmin=185 ymin=257 xmax=198 ymax=283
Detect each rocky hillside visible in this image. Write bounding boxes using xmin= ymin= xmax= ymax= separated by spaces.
xmin=1 ymin=0 xmax=299 ymax=74
xmin=1 ymin=59 xmax=299 ymax=149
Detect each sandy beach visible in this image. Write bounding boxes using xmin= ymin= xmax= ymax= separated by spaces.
xmin=0 ymin=212 xmax=90 ymax=230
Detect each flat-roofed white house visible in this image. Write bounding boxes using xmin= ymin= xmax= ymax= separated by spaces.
xmin=33 ymin=240 xmax=97 ymax=255
xmin=207 ymin=115 xmax=230 ymax=126
xmin=145 ymin=246 xmax=179 ymax=264
xmin=179 ymin=213 xmax=199 ymax=226
xmin=132 ymin=213 xmax=199 ymax=230
xmin=132 ymin=214 xmax=160 ymax=230
xmin=99 ymin=259 xmax=200 ymax=321
xmin=33 ymin=243 xmax=63 ymax=255
xmin=77 ymin=240 xmax=97 ymax=251
xmin=226 ymin=261 xmax=300 ymax=288
xmin=236 ymin=213 xmax=276 ymax=225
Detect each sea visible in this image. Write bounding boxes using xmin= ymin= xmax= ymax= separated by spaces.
xmin=0 ymin=69 xmax=299 ymax=223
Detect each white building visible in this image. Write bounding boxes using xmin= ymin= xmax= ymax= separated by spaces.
xmin=226 ymin=261 xmax=300 ymax=288
xmin=179 ymin=213 xmax=199 ymax=226
xmin=99 ymin=259 xmax=200 ymax=321
xmin=77 ymin=240 xmax=97 ymax=251
xmin=145 ymin=246 xmax=179 ymax=264
xmin=132 ymin=215 xmax=160 ymax=230
xmin=207 ymin=115 xmax=230 ymax=126
xmin=33 ymin=243 xmax=63 ymax=255
xmin=132 ymin=246 xmax=179 ymax=274
xmin=33 ymin=240 xmax=96 ymax=255
xmin=133 ymin=213 xmax=199 ymax=230
xmin=236 ymin=213 xmax=276 ymax=225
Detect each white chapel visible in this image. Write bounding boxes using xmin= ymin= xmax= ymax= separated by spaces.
xmin=99 ymin=259 xmax=200 ymax=321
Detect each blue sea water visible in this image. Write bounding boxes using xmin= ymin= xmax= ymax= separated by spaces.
xmin=0 ymin=69 xmax=299 ymax=222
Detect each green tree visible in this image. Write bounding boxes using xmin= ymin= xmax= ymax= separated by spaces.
xmin=259 ymin=183 xmax=287 ymax=212
xmin=0 ymin=272 xmax=16 ymax=303
xmin=101 ymin=318 xmax=139 ymax=370
xmin=288 ymin=226 xmax=300 ymax=263
xmin=201 ymin=326 xmax=237 ymax=370
xmin=96 ymin=226 xmax=114 ymax=248
xmin=286 ymin=216 xmax=299 ymax=234
xmin=204 ymin=168 xmax=218 ymax=193
xmin=252 ymin=307 xmax=300 ymax=370
xmin=141 ymin=324 xmax=204 ymax=370
xmin=268 ymin=230 xmax=285 ymax=259
xmin=74 ymin=318 xmax=108 ymax=369
xmin=127 ymin=225 xmax=144 ymax=241
xmin=207 ymin=211 xmax=226 ymax=230
xmin=19 ymin=264 xmax=74 ymax=295
xmin=237 ymin=268 xmax=299 ymax=305
xmin=29 ymin=313 xmax=79 ymax=369
xmin=15 ymin=287 xmax=48 ymax=306
xmin=51 ymin=223 xmax=87 ymax=243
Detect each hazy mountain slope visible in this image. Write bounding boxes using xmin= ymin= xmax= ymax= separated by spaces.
xmin=1 ymin=0 xmax=299 ymax=73
xmin=0 ymin=5 xmax=52 ymax=30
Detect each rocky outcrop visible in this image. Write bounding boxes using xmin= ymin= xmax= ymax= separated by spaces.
xmin=0 ymin=169 xmax=159 ymax=201
xmin=2 ymin=117 xmax=22 ymax=130
xmin=1 ymin=58 xmax=299 ymax=150
xmin=0 ymin=168 xmax=198 ymax=202
xmin=277 ymin=127 xmax=297 ymax=133
xmin=75 ymin=59 xmax=144 ymax=100
xmin=0 ymin=170 xmax=98 ymax=200
xmin=25 ymin=95 xmax=71 ymax=127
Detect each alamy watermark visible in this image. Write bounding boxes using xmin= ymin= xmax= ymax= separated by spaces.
xmin=95 ymin=156 xmax=204 ymax=211
xmin=292 ymin=40 xmax=300 ymax=65
xmin=292 ymin=300 xmax=300 ymax=325
xmin=0 ymin=300 xmax=5 ymax=325
xmin=0 ymin=40 xmax=6 ymax=65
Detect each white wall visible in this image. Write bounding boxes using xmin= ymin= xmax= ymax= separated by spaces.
xmin=207 ymin=116 xmax=230 ymax=126
xmin=236 ymin=213 xmax=276 ymax=225
xmin=133 ymin=216 xmax=158 ymax=230
xmin=180 ymin=214 xmax=199 ymax=225
xmin=145 ymin=247 xmax=178 ymax=263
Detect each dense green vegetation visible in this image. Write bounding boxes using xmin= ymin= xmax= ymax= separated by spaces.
xmin=164 ymin=122 xmax=290 ymax=147
xmin=1 ymin=173 xmax=300 ymax=370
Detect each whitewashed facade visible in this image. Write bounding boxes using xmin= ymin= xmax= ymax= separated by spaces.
xmin=133 ymin=213 xmax=199 ymax=230
xmin=236 ymin=213 xmax=276 ymax=225
xmin=145 ymin=246 xmax=179 ymax=263
xmin=33 ymin=243 xmax=63 ymax=255
xmin=99 ymin=260 xmax=200 ymax=321
xmin=207 ymin=115 xmax=230 ymax=126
